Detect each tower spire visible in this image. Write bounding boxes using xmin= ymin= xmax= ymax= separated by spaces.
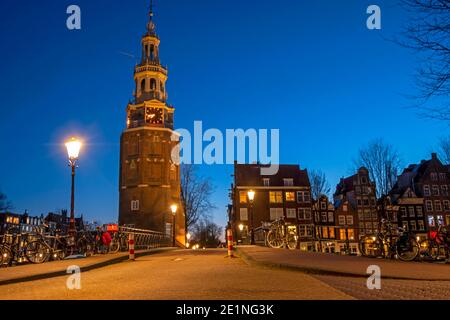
xmin=146 ymin=0 xmax=156 ymax=35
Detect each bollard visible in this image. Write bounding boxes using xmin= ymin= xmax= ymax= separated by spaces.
xmin=227 ymin=229 xmax=234 ymax=258
xmin=129 ymin=233 xmax=135 ymax=261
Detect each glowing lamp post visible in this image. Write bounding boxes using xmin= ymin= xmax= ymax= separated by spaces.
xmin=170 ymin=204 xmax=178 ymax=247
xmin=247 ymin=190 xmax=255 ymax=245
xmin=65 ymin=137 xmax=82 ymax=237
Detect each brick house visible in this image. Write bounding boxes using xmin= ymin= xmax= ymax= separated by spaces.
xmin=390 ymin=153 xmax=450 ymax=231
xmin=312 ymin=195 xmax=336 ymax=252
xmin=229 ymin=163 xmax=314 ymax=251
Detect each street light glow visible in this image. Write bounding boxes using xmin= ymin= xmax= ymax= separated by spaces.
xmin=247 ymin=190 xmax=255 ymax=202
xmin=170 ymin=204 xmax=178 ymax=215
xmin=187 ymin=232 xmax=191 ymax=240
xmin=65 ymin=137 xmax=82 ymax=160
xmin=238 ymin=224 xmax=244 ymax=231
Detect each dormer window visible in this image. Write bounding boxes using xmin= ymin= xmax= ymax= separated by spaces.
xmin=263 ymin=178 xmax=270 ymax=186
xmin=283 ymin=178 xmax=294 ymax=187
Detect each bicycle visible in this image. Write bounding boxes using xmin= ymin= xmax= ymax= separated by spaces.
xmin=419 ymin=225 xmax=450 ymax=262
xmin=109 ymin=231 xmax=128 ymax=253
xmin=266 ymin=217 xmax=298 ymax=250
xmin=25 ymin=228 xmax=73 ymax=264
xmin=76 ymin=230 xmax=95 ymax=256
xmin=0 ymin=227 xmax=31 ymax=266
xmin=359 ymin=219 xmax=419 ymax=262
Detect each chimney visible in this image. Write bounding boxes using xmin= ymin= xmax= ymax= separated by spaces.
xmin=431 ymin=153 xmax=437 ymax=160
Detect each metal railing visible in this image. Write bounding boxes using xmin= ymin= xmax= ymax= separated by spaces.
xmin=119 ymin=226 xmax=171 ymax=250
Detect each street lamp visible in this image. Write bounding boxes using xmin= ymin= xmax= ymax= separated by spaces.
xmin=247 ymin=190 xmax=255 ymax=245
xmin=65 ymin=137 xmax=82 ymax=237
xmin=170 ymin=204 xmax=178 ymax=247
xmin=238 ymin=224 xmax=244 ymax=231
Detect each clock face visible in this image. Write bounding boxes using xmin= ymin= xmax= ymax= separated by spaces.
xmin=145 ymin=107 xmax=163 ymax=124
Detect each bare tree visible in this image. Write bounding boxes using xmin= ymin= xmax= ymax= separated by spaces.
xmin=180 ymin=165 xmax=216 ymax=233
xmin=397 ymin=0 xmax=450 ymax=121
xmin=354 ymin=139 xmax=402 ymax=197
xmin=309 ymin=170 xmax=331 ymax=200
xmin=192 ymin=219 xmax=223 ymax=248
xmin=437 ymin=136 xmax=450 ymax=164
xmin=0 ymin=191 xmax=12 ymax=212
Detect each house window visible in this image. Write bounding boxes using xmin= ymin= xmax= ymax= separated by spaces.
xmin=328 ymin=212 xmax=334 ymax=223
xmin=346 ymin=216 xmax=354 ymax=225
xmin=402 ymin=221 xmax=409 ymax=231
xmin=286 ymin=208 xmax=297 ymax=218
xmin=371 ymin=211 xmax=378 ymax=220
xmin=408 ymin=206 xmax=415 ymax=217
xmin=338 ymin=216 xmax=346 ymax=225
xmin=428 ymin=215 xmax=435 ymax=227
xmin=446 ymin=216 xmax=450 ymax=226
xmin=321 ymin=212 xmax=327 ymax=222
xmin=343 ymin=204 xmax=348 ymax=212
xmin=444 ymin=200 xmax=450 ymax=211
xmin=439 ymin=173 xmax=446 ymax=181
xmin=320 ymin=201 xmax=327 ymax=210
xmin=339 ymin=229 xmax=354 ymax=240
xmin=239 ymin=208 xmax=248 ymax=221
xmin=416 ymin=206 xmax=423 ymax=217
xmin=314 ymin=212 xmax=320 ymax=223
xmin=410 ymin=221 xmax=417 ymax=231
xmin=269 ymin=191 xmax=283 ymax=203
xmin=322 ymin=227 xmax=329 ymax=238
xmin=425 ymin=200 xmax=433 ymax=212
xmin=239 ymin=192 xmax=248 ymax=203
xmin=285 ymin=192 xmax=295 ymax=202
xmin=400 ymin=207 xmax=407 ymax=217
xmin=430 ymin=173 xmax=438 ymax=181
xmin=441 ymin=185 xmax=448 ymax=196
xmin=283 ymin=178 xmax=294 ymax=186
xmin=297 ymin=191 xmax=311 ymax=203
xmin=435 ymin=201 xmax=442 ymax=212
xmin=131 ymin=200 xmax=140 ymax=211
xmin=418 ymin=220 xmax=425 ymax=230
xmin=269 ymin=208 xmax=284 ymax=221
xmin=432 ymin=185 xmax=439 ymax=196
xmin=437 ymin=215 xmax=444 ymax=226
xmin=423 ymin=185 xmax=431 ymax=196
xmin=263 ymin=178 xmax=270 ymax=186
xmin=365 ymin=222 xmax=373 ymax=231
xmin=298 ymin=208 xmax=311 ymax=220
xmin=299 ymin=225 xmax=313 ymax=237
xmin=329 ymin=227 xmax=335 ymax=239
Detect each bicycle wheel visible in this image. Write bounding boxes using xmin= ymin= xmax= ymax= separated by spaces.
xmin=25 ymin=241 xmax=49 ymax=264
xmin=0 ymin=245 xmax=12 ymax=266
xmin=109 ymin=240 xmax=120 ymax=254
xmin=286 ymin=232 xmax=298 ymax=250
xmin=267 ymin=230 xmax=284 ymax=249
xmin=419 ymin=240 xmax=440 ymax=261
xmin=396 ymin=236 xmax=419 ymax=261
xmin=359 ymin=235 xmax=383 ymax=257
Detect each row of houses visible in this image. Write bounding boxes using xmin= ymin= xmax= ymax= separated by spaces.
xmin=0 ymin=210 xmax=85 ymax=235
xmin=227 ymin=153 xmax=450 ymax=253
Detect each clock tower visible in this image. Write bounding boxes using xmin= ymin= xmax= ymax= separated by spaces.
xmin=118 ymin=3 xmax=185 ymax=246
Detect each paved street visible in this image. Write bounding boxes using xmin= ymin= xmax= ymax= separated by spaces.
xmin=0 ymin=249 xmax=449 ymax=300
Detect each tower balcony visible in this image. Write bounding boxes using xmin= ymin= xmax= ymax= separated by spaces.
xmin=135 ymin=64 xmax=167 ymax=76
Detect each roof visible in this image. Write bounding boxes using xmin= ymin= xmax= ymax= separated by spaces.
xmin=234 ymin=163 xmax=310 ymax=187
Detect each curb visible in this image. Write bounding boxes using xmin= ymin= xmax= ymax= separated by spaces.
xmin=235 ymin=247 xmax=450 ymax=281
xmin=0 ymin=247 xmax=178 ymax=286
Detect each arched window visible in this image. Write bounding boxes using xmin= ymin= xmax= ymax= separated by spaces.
xmin=150 ymin=78 xmax=157 ymax=90
xmin=140 ymin=79 xmax=146 ymax=92
xmin=150 ymin=45 xmax=155 ymax=60
xmin=160 ymin=82 xmax=165 ymax=92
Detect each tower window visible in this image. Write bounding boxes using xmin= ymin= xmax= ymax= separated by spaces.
xmin=150 ymin=78 xmax=157 ymax=90
xmin=150 ymin=45 xmax=155 ymax=60
xmin=140 ymin=79 xmax=146 ymax=92
xmin=131 ymin=200 xmax=140 ymax=211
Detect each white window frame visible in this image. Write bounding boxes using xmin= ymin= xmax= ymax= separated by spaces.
xmin=286 ymin=208 xmax=296 ymax=218
xmin=131 ymin=200 xmax=140 ymax=211
xmin=283 ymin=178 xmax=294 ymax=186
xmin=239 ymin=208 xmax=248 ymax=221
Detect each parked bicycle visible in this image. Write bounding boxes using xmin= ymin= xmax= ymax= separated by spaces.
xmin=419 ymin=225 xmax=450 ymax=262
xmin=25 ymin=226 xmax=75 ymax=264
xmin=0 ymin=227 xmax=32 ymax=266
xmin=266 ymin=217 xmax=298 ymax=250
xmin=359 ymin=219 xmax=419 ymax=261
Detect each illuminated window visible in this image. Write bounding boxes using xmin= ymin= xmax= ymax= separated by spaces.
xmin=269 ymin=192 xmax=283 ymax=203
xmin=329 ymin=227 xmax=335 ymax=239
xmin=322 ymin=227 xmax=329 ymax=238
xmin=418 ymin=220 xmax=425 ymax=230
xmin=239 ymin=192 xmax=248 ymax=204
xmin=285 ymin=192 xmax=295 ymax=202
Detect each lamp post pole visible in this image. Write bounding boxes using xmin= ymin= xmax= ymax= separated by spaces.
xmin=247 ymin=190 xmax=255 ymax=245
xmin=65 ymin=137 xmax=82 ymax=238
xmin=69 ymin=161 xmax=76 ymax=236
xmin=170 ymin=204 xmax=178 ymax=247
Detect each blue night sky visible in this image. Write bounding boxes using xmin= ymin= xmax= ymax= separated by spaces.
xmin=0 ymin=0 xmax=447 ymax=229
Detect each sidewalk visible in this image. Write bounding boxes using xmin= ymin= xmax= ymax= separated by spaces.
xmin=236 ymin=246 xmax=450 ymax=281
xmin=0 ymin=247 xmax=177 ymax=286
